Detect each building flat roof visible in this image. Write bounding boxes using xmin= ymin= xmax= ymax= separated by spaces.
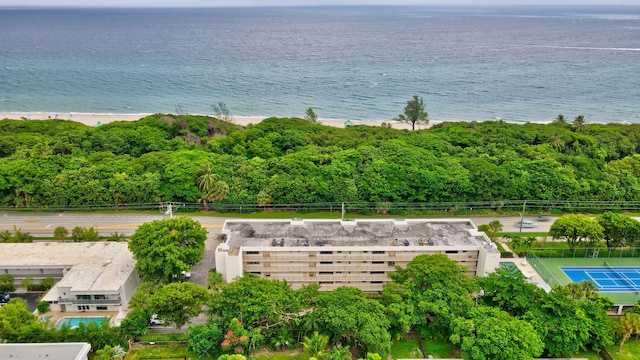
xmin=221 ymin=218 xmax=496 ymax=253
xmin=0 ymin=242 xmax=135 ymax=293
xmin=0 ymin=342 xmax=91 ymax=360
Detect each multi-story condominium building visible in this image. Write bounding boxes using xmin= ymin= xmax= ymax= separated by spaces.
xmin=215 ymin=218 xmax=501 ymax=292
xmin=0 ymin=242 xmax=139 ymax=315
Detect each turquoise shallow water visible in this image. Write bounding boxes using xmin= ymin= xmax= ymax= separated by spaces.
xmin=0 ymin=6 xmax=639 ymax=123
xmin=56 ymin=316 xmax=110 ymax=329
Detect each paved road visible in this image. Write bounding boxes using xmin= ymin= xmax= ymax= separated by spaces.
xmin=0 ymin=212 xmax=227 ymax=237
xmin=0 ymin=211 xmax=554 ymax=237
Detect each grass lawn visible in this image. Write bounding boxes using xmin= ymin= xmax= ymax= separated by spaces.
xmin=139 ymin=333 xmax=189 ymax=343
xmin=125 ymin=344 xmax=216 ymax=360
xmin=252 ymin=351 xmax=307 ymax=360
xmin=390 ymin=339 xmax=423 ymax=359
xmin=608 ymin=339 xmax=640 ymax=360
xmin=569 ymin=350 xmax=603 ymax=360
xmin=498 ymin=232 xmax=550 ymax=239
xmin=422 ymin=339 xmax=459 ymax=358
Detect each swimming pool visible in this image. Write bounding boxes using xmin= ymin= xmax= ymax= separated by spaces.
xmin=56 ymin=316 xmax=111 ymax=329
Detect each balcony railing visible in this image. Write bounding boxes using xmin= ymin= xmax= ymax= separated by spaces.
xmin=59 ymin=298 xmax=121 ymax=305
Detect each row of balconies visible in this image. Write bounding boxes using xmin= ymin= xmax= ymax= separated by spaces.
xmin=243 ymin=262 xmax=478 ymax=271
xmin=243 ymin=251 xmax=479 ymax=262
xmin=58 ymin=298 xmax=121 ymax=305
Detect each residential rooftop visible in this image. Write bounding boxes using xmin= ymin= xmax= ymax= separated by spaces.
xmin=221 ymin=218 xmax=494 ymax=252
xmin=0 ymin=242 xmax=135 ymax=292
xmin=0 ymin=342 xmax=91 ymax=360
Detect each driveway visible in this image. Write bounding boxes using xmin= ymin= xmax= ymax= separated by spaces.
xmin=9 ymin=292 xmax=43 ymax=313
xmin=190 ymin=229 xmax=223 ymax=288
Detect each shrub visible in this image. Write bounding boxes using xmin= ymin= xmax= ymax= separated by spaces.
xmin=21 ymin=277 xmax=34 ymax=290
xmin=53 ymin=226 xmax=68 ymax=241
xmin=37 ymin=301 xmax=50 ymax=314
xmin=40 ymin=277 xmax=55 ymax=290
xmin=70 ymin=226 xmax=100 ymax=242
xmin=119 ymin=308 xmax=150 ymax=341
xmin=71 ymin=226 xmax=84 ymax=242
xmin=0 ymin=274 xmax=15 ymax=292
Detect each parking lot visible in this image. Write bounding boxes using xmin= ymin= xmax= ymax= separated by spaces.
xmin=6 ymin=292 xmax=43 ymax=312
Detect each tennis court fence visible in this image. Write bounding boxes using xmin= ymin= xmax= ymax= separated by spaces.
xmin=528 ymin=247 xmax=640 ymax=259
xmin=527 ymin=253 xmax=563 ymax=288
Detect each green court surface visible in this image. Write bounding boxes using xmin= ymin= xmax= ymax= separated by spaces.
xmin=527 ymin=254 xmax=640 ymax=305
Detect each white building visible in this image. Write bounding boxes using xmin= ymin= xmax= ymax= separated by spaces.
xmin=0 ymin=343 xmax=91 ymax=360
xmin=0 ymin=242 xmax=138 ymax=315
xmin=215 ymin=218 xmax=501 ymax=292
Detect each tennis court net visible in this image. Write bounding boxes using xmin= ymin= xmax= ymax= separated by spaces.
xmin=604 ymin=261 xmax=638 ymax=291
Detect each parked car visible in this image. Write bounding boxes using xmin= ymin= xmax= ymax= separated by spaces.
xmin=517 ymin=220 xmax=537 ymax=228
xmin=172 ymin=270 xmax=191 ymax=280
xmin=0 ymin=292 xmax=11 ymax=303
xmin=149 ymin=314 xmax=166 ymax=326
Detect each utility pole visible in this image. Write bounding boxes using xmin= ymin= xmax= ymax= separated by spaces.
xmin=165 ymin=203 xmax=173 ymax=218
xmin=519 ymin=200 xmax=526 ymax=234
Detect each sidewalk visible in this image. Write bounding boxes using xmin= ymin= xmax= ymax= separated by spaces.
xmin=500 ymin=243 xmax=552 ymax=292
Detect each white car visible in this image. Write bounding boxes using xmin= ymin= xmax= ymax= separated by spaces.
xmin=171 ymin=270 xmax=191 ymax=280
xmin=517 ymin=220 xmax=537 ymax=228
xmin=149 ymin=314 xmax=166 ymax=326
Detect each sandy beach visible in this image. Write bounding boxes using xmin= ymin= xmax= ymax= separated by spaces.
xmin=0 ymin=112 xmax=435 ymax=130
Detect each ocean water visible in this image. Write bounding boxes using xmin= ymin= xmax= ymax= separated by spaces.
xmin=0 ymin=6 xmax=639 ymax=123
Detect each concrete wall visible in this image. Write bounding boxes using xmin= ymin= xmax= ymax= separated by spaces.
xmin=216 ymin=246 xmax=244 ymax=283
xmin=119 ymin=270 xmax=140 ymax=310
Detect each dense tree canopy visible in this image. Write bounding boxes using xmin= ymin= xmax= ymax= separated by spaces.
xmin=309 ymin=287 xmax=392 ymax=357
xmin=596 ymin=212 xmax=640 ymax=249
xmin=129 ymin=217 xmax=207 ymax=282
xmin=450 ymin=306 xmax=544 ymax=360
xmin=383 ymin=254 xmax=475 ymax=339
xmin=549 ymin=214 xmax=603 ymax=248
xmin=522 ymin=286 xmax=615 ymax=356
xmin=208 ymin=273 xmax=312 ymax=331
xmin=3 ymin=115 xmax=640 ymax=208
xmin=148 ymin=282 xmax=209 ymax=329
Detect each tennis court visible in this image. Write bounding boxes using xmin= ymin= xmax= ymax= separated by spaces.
xmin=561 ymin=265 xmax=640 ymax=292
xmin=527 ymin=254 xmax=640 ymax=304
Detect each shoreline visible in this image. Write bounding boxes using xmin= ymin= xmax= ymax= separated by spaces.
xmin=0 ymin=111 xmax=440 ymax=130
xmin=1 ymin=112 xmax=583 ymax=131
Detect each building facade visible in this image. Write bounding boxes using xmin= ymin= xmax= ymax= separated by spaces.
xmin=0 ymin=242 xmax=139 ymax=314
xmin=215 ymin=219 xmax=501 ymax=292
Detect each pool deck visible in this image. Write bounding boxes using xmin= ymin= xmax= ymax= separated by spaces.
xmin=500 ymin=243 xmax=552 ymax=291
xmin=43 ymin=310 xmax=118 ymax=328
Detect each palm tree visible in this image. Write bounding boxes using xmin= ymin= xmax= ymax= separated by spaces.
xmin=553 ymin=114 xmax=567 ymax=124
xmin=580 ymin=280 xmax=598 ymax=300
xmin=548 ymin=134 xmax=565 ymax=152
xmin=572 ymin=115 xmax=587 ymax=132
xmin=197 ymin=164 xmax=218 ymax=195
xmin=197 ymin=164 xmax=230 ymax=207
xmin=618 ymin=312 xmax=640 ymax=353
xmin=302 ymin=332 xmax=329 ymax=360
